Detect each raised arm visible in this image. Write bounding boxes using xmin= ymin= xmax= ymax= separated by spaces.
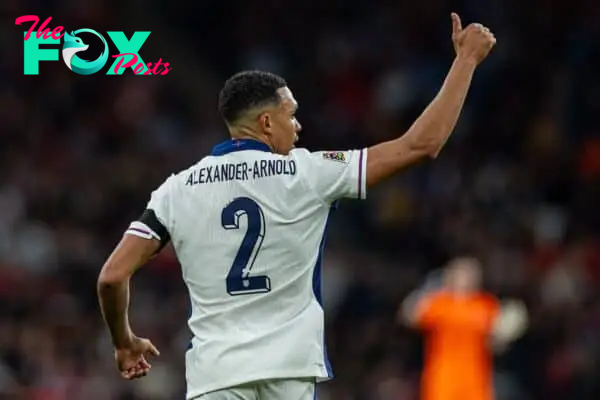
xmin=399 ymin=270 xmax=445 ymax=326
xmin=366 ymin=13 xmax=496 ymax=187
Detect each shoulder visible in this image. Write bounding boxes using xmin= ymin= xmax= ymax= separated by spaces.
xmin=288 ymin=147 xmax=311 ymax=160
xmin=147 ymin=161 xmax=203 ymax=200
xmin=289 ymin=148 xmax=354 ymax=161
xmin=477 ymin=292 xmax=500 ymax=306
xmin=418 ymin=290 xmax=449 ymax=310
xmin=411 ymin=290 xmax=450 ymax=327
xmin=168 ymin=157 xmax=213 ymax=184
xmin=288 ymin=148 xmax=360 ymax=171
xmin=474 ymin=292 xmax=500 ymax=315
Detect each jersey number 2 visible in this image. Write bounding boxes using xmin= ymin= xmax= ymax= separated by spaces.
xmin=221 ymin=197 xmax=271 ymax=296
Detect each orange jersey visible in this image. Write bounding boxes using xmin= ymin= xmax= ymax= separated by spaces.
xmin=415 ymin=291 xmax=500 ymax=400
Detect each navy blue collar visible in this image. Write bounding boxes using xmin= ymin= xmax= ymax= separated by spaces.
xmin=211 ymin=139 xmax=272 ymax=156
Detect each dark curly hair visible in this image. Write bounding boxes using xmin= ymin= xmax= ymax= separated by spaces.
xmin=218 ymin=70 xmax=287 ymax=125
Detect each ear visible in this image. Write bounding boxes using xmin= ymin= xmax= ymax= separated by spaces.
xmin=259 ymin=112 xmax=273 ymax=135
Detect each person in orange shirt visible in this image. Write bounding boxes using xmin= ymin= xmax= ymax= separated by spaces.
xmin=400 ymin=257 xmax=528 ymax=400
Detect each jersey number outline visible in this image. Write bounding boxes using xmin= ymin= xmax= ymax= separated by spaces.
xmin=221 ymin=197 xmax=271 ymax=295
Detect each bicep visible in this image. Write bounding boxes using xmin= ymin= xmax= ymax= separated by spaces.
xmin=99 ymin=176 xmax=175 ymax=283
xmin=99 ymin=234 xmax=162 ymax=282
xmin=366 ymin=135 xmax=431 ymax=187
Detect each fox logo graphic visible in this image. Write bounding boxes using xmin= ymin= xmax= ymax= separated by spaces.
xmin=62 ymin=29 xmax=109 ymax=75
xmin=15 ymin=15 xmax=171 ymax=75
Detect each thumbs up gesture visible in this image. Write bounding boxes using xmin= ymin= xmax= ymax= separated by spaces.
xmin=451 ymin=13 xmax=497 ymax=65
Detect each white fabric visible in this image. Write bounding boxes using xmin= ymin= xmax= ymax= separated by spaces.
xmin=140 ymin=146 xmax=367 ymax=398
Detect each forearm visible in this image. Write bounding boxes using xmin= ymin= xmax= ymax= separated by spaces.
xmin=97 ymin=235 xmax=161 ymax=348
xmin=403 ymin=56 xmax=476 ymax=157
xmin=366 ymin=57 xmax=477 ymax=186
xmin=400 ymin=271 xmax=445 ymax=326
xmin=98 ymin=277 xmax=133 ymax=348
xmin=399 ymin=290 xmax=423 ymax=325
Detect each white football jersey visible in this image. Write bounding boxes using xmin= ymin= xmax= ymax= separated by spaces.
xmin=126 ymin=139 xmax=367 ymax=398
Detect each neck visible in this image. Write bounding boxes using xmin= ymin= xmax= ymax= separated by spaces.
xmin=229 ymin=126 xmax=272 ymax=151
xmin=451 ymin=289 xmax=474 ymax=298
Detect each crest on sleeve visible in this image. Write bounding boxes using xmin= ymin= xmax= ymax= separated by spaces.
xmin=322 ymin=151 xmax=347 ymax=163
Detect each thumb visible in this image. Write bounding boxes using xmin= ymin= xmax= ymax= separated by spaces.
xmin=451 ymin=12 xmax=462 ymax=35
xmin=144 ymin=340 xmax=160 ymax=357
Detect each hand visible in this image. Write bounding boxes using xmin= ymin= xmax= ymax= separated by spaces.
xmin=500 ymin=299 xmax=528 ymax=330
xmin=115 ymin=335 xmax=160 ymax=380
xmin=492 ymin=299 xmax=528 ymax=345
xmin=451 ymin=12 xmax=496 ymax=65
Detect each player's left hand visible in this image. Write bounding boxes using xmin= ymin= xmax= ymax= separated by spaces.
xmin=115 ymin=335 xmax=160 ymax=380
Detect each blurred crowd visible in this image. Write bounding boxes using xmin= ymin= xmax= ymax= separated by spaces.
xmin=2 ymin=0 xmax=600 ymax=399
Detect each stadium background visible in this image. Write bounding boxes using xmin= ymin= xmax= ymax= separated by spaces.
xmin=2 ymin=0 xmax=600 ymax=398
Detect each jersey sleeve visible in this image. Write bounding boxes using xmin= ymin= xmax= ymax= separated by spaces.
xmin=125 ymin=174 xmax=176 ymax=246
xmin=414 ymin=294 xmax=445 ymax=330
xmin=481 ymin=295 xmax=501 ymax=333
xmin=457 ymin=294 xmax=501 ymax=334
xmin=293 ymin=148 xmax=368 ymax=204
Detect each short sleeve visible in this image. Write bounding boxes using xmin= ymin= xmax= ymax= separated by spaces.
xmin=147 ymin=174 xmax=175 ymax=229
xmin=292 ymin=148 xmax=367 ymax=204
xmin=457 ymin=294 xmax=501 ymax=334
xmin=414 ymin=294 xmax=445 ymax=329
xmin=480 ymin=295 xmax=501 ymax=333
xmin=125 ymin=174 xmax=175 ymax=244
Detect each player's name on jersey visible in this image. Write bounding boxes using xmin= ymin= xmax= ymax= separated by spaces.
xmin=185 ymin=159 xmax=297 ymax=185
